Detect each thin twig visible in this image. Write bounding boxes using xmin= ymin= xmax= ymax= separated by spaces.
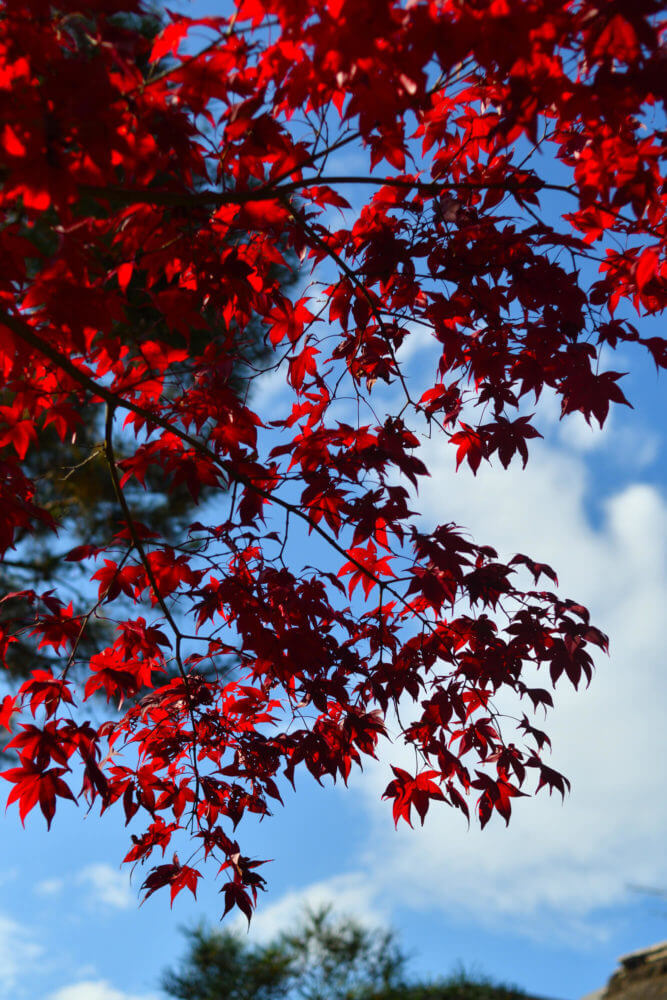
xmin=103 ymin=402 xmax=202 ymax=829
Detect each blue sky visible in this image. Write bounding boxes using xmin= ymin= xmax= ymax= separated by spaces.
xmin=2 ymin=5 xmax=666 ymax=1000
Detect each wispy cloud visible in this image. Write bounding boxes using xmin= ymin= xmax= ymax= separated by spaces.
xmin=34 ymin=877 xmax=65 ymax=897
xmin=236 ymin=872 xmax=387 ymax=942
xmin=33 ymin=864 xmax=134 ymax=911
xmin=557 ymin=407 xmax=660 ymax=469
xmin=0 ymin=913 xmax=42 ymax=997
xmin=47 ymin=981 xmax=157 ymax=1000
xmin=76 ymin=864 xmax=134 ymax=911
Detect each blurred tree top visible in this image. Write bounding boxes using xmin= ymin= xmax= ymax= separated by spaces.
xmin=161 ymin=907 xmax=531 ymax=1000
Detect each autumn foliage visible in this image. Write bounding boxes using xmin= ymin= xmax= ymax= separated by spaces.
xmin=0 ymin=0 xmax=665 ymax=921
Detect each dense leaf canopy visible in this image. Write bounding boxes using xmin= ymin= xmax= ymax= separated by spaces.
xmin=0 ymin=0 xmax=665 ymax=920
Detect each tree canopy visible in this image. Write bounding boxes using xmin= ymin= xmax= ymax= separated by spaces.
xmin=0 ymin=0 xmax=665 ymax=921
xmin=161 ymin=907 xmax=527 ymax=1000
xmin=0 ymin=5 xmax=293 ymax=687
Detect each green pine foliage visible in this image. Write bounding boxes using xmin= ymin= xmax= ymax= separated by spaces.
xmin=161 ymin=907 xmax=527 ymax=1000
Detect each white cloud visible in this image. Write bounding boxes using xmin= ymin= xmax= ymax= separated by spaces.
xmin=557 ymin=407 xmax=660 ymax=468
xmin=76 ymin=864 xmax=134 ymax=911
xmin=557 ymin=409 xmax=611 ymax=453
xmin=47 ymin=980 xmax=157 ymax=1000
xmin=236 ymin=873 xmax=386 ymax=942
xmin=34 ymin=864 xmax=134 ymax=910
xmin=0 ymin=913 xmax=42 ymax=997
xmin=329 ymin=432 xmax=667 ymax=944
xmin=34 ymin=877 xmax=65 ymax=897
xmin=394 ymin=321 xmax=439 ymax=367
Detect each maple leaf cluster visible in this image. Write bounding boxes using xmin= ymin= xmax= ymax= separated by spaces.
xmin=0 ymin=0 xmax=665 ymax=921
